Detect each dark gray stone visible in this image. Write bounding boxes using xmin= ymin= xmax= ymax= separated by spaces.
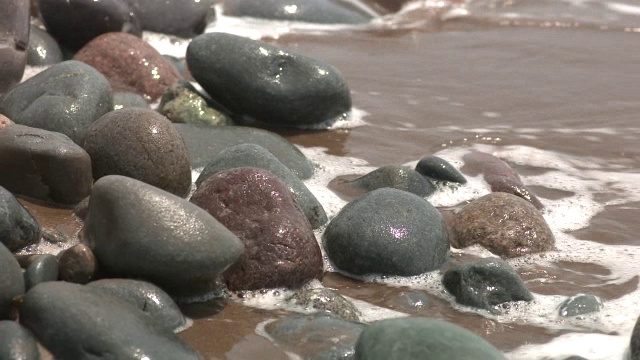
xmin=159 ymin=81 xmax=231 ymax=126
xmin=287 ymin=288 xmax=361 ymax=321
xmin=558 ymin=294 xmax=602 ymax=317
xmin=0 ymin=60 xmax=113 ymax=144
xmin=0 ymin=125 xmax=93 ymax=205
xmin=187 ymin=32 xmax=351 ymax=127
xmin=112 ymin=91 xmax=149 ymax=110
xmin=0 ymin=243 xmax=24 ymax=320
xmin=0 ymin=186 xmax=40 ymax=252
xmin=442 ymin=257 xmax=534 ymax=313
xmin=631 ymin=314 xmax=640 ymax=360
xmin=324 ymin=188 xmax=449 ymax=276
xmin=196 ymin=144 xmax=327 ymax=228
xmin=0 ymin=0 xmax=29 ymax=94
xmin=123 ymin=0 xmax=216 ymax=37
xmin=415 ymin=155 xmax=467 ymax=184
xmin=27 ymin=25 xmax=63 ymax=66
xmin=82 ymin=175 xmax=243 ymax=298
xmin=347 ymin=165 xmax=436 ymax=197
xmin=57 ymin=243 xmax=98 ymax=284
xmin=24 ymin=254 xmax=59 ymax=291
xmin=20 ymin=282 xmax=202 ymax=359
xmin=223 ymin=0 xmax=376 ymax=24
xmin=0 ymin=321 xmax=40 ymax=360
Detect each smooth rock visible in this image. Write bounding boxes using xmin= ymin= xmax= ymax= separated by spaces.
xmin=187 ymin=32 xmax=351 ymax=127
xmin=74 ymin=32 xmax=182 ymax=101
xmin=324 ymin=188 xmax=449 ymax=276
xmin=0 ymin=321 xmax=40 ymax=360
xmin=57 ymin=243 xmax=98 ymax=284
xmin=287 ymin=288 xmax=361 ymax=321
xmin=0 ymin=243 xmax=24 ymax=320
xmin=558 ymin=294 xmax=602 ymax=317
xmin=0 ymin=60 xmax=113 ymax=144
xmin=0 ymin=186 xmax=41 ymax=252
xmin=631 ymin=314 xmax=640 ymax=360
xmin=41 ymin=228 xmax=70 ymax=244
xmin=0 ymin=114 xmax=13 ymax=130
xmin=123 ymin=0 xmax=216 ymax=37
xmin=442 ymin=257 xmax=534 ymax=313
xmin=159 ymin=80 xmax=231 ymax=126
xmin=82 ymin=175 xmax=243 ymax=298
xmin=346 ymin=165 xmax=436 ymax=197
xmin=24 ymin=254 xmax=59 ymax=291
xmin=451 ymin=192 xmax=555 ymax=258
xmin=196 ymin=144 xmax=327 ymax=228
xmin=20 ymin=282 xmax=202 ymax=359
xmin=113 ymin=91 xmax=149 ymax=110
xmin=222 ymin=0 xmax=376 ymax=24
xmin=0 ymin=0 xmax=29 ymax=93
xmin=27 ymin=25 xmax=63 ymax=66
xmin=355 ymin=317 xmax=506 ymax=360
xmin=191 ymin=167 xmax=323 ymax=290
xmin=415 ymin=155 xmax=467 ymax=184
xmin=0 ymin=124 xmax=93 ymax=205
xmin=389 ymin=291 xmax=430 ymax=313
xmin=81 ymin=108 xmax=192 ymax=197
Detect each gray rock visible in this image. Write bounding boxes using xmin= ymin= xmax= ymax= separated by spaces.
xmin=0 ymin=0 xmax=29 ymax=93
xmin=324 ymin=188 xmax=449 ymax=276
xmin=0 ymin=125 xmax=93 ymax=205
xmin=57 ymin=243 xmax=98 ymax=284
xmin=187 ymin=32 xmax=351 ymax=127
xmin=347 ymin=165 xmax=436 ymax=197
xmin=0 ymin=243 xmax=24 ymax=320
xmin=24 ymin=254 xmax=59 ymax=291
xmin=442 ymin=257 xmax=534 ymax=313
xmin=631 ymin=314 xmax=640 ymax=360
xmin=196 ymin=144 xmax=327 ymax=228
xmin=0 ymin=186 xmax=40 ymax=252
xmin=27 ymin=25 xmax=63 ymax=66
xmin=222 ymin=0 xmax=376 ymax=24
xmin=287 ymin=288 xmax=361 ymax=321
xmin=415 ymin=155 xmax=467 ymax=184
xmin=0 ymin=321 xmax=40 ymax=360
xmin=112 ymin=91 xmax=149 ymax=110
xmin=558 ymin=294 xmax=602 ymax=317
xmin=82 ymin=175 xmax=243 ymax=298
xmin=159 ymin=81 xmax=232 ymax=126
xmin=20 ymin=282 xmax=202 ymax=359
xmin=0 ymin=60 xmax=113 ymax=144
xmin=123 ymin=0 xmax=216 ymax=37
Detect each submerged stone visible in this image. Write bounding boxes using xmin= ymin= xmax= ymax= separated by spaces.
xmin=558 ymin=294 xmax=602 ymax=317
xmin=346 ymin=165 xmax=436 ymax=197
xmin=287 ymin=288 xmax=361 ymax=321
xmin=0 ymin=186 xmax=40 ymax=252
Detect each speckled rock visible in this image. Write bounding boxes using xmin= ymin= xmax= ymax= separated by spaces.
xmin=0 ymin=321 xmax=39 ymax=360
xmin=222 ymin=0 xmax=376 ymax=24
xmin=0 ymin=0 xmax=29 ymax=93
xmin=123 ymin=0 xmax=216 ymax=37
xmin=57 ymin=243 xmax=98 ymax=284
xmin=187 ymin=32 xmax=351 ymax=127
xmin=0 ymin=186 xmax=40 ymax=252
xmin=159 ymin=81 xmax=231 ymax=126
xmin=287 ymin=288 xmax=361 ymax=321
xmin=558 ymin=294 xmax=602 ymax=317
xmin=81 ymin=108 xmax=192 ymax=197
xmin=74 ymin=32 xmax=182 ymax=101
xmin=451 ymin=192 xmax=555 ymax=258
xmin=24 ymin=254 xmax=59 ymax=291
xmin=191 ymin=167 xmax=323 ymax=291
xmin=415 ymin=155 xmax=467 ymax=184
xmin=0 ymin=243 xmax=24 ymax=320
xmin=113 ymin=91 xmax=149 ymax=110
xmin=347 ymin=165 xmax=436 ymax=197
xmin=0 ymin=115 xmax=13 ymax=130
xmin=27 ymin=25 xmax=63 ymax=65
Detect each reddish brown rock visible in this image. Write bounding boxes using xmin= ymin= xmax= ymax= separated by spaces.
xmin=73 ymin=32 xmax=181 ymax=101
xmin=0 ymin=115 xmax=13 ymax=130
xmin=57 ymin=244 xmax=98 ymax=284
xmin=190 ymin=167 xmax=324 ymax=291
xmin=451 ymin=192 xmax=555 ymax=258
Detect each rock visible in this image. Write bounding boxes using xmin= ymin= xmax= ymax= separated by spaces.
xmin=81 ymin=108 xmax=192 ymax=197
xmin=113 ymin=91 xmax=149 ymax=110
xmin=631 ymin=314 xmax=640 ymax=360
xmin=159 ymin=80 xmax=232 ymax=126
xmin=27 ymin=25 xmax=63 ymax=65
xmin=346 ymin=165 xmax=436 ymax=197
xmin=558 ymin=294 xmax=602 ymax=317
xmin=57 ymin=243 xmax=98 ymax=284
xmin=82 ymin=175 xmax=243 ymax=298
xmin=415 ymin=155 xmax=467 ymax=184
xmin=0 ymin=186 xmax=40 ymax=252
xmin=175 ymin=123 xmax=314 ymax=178
xmin=0 ymin=321 xmax=39 ymax=360
xmin=74 ymin=32 xmax=182 ymax=101
xmin=122 ymin=0 xmax=216 ymax=38
xmin=355 ymin=317 xmax=506 ymax=360
xmin=196 ymin=144 xmax=327 ymax=228
xmin=442 ymin=257 xmax=534 ymax=313
xmin=38 ymin=0 xmax=141 ymax=52
xmin=88 ymin=279 xmax=186 ymax=332
xmin=389 ymin=291 xmax=430 ymax=313
xmin=0 ymin=60 xmax=113 ymax=144
xmin=0 ymin=0 xmax=29 ymax=94
xmin=222 ymin=0 xmax=376 ymax=24
xmin=287 ymin=288 xmax=361 ymax=321
xmin=187 ymin=32 xmax=351 ymax=127
xmin=0 ymin=243 xmax=24 ymax=320
xmin=24 ymin=254 xmax=59 ymax=291
xmin=324 ymin=188 xmax=449 ymax=276
xmin=0 ymin=124 xmax=93 ymax=205
xmin=0 ymin=114 xmax=13 ymax=130
xmin=191 ymin=167 xmax=323 ymax=291
xmin=451 ymin=192 xmax=555 ymax=258
xmin=20 ymin=282 xmax=203 ymax=359
xmin=72 ymin=196 xmax=90 ymax=220
xmin=41 ymin=229 xmax=70 ymax=244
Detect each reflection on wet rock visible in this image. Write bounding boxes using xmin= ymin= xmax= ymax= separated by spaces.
xmin=159 ymin=81 xmax=232 ymax=126
xmin=287 ymin=288 xmax=361 ymax=321
xmin=0 ymin=321 xmax=39 ymax=360
xmin=0 ymin=243 xmax=24 ymax=320
xmin=415 ymin=155 xmax=467 ymax=184
xmin=27 ymin=25 xmax=63 ymax=66
xmin=23 ymin=254 xmax=59 ymax=291
xmin=0 ymin=186 xmax=40 ymax=252
xmin=222 ymin=0 xmax=376 ymax=24
xmin=57 ymin=243 xmax=98 ymax=284
xmin=346 ymin=165 xmax=436 ymax=197
xmin=558 ymin=294 xmax=602 ymax=317
xmin=0 ymin=0 xmax=29 ymax=94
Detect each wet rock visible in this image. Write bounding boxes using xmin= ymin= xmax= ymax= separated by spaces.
xmin=324 ymin=188 xmax=449 ymax=276
xmin=175 ymin=123 xmax=314 ymax=178
xmin=196 ymin=144 xmax=327 ymax=228
xmin=451 ymin=192 xmax=555 ymax=258
xmin=442 ymin=257 xmax=534 ymax=313
xmin=159 ymin=81 xmax=232 ymax=126
xmin=0 ymin=243 xmax=24 ymax=320
xmin=38 ymin=0 xmax=141 ymax=52
xmin=82 ymin=175 xmax=243 ymax=298
xmin=123 ymin=0 xmax=216 ymax=38
xmin=558 ymin=294 xmax=602 ymax=317
xmin=72 ymin=196 xmax=90 ymax=219
xmin=0 ymin=186 xmax=40 ymax=252
xmin=0 ymin=125 xmax=93 ymax=205
xmin=81 ymin=108 xmax=192 ymax=197
xmin=287 ymin=288 xmax=361 ymax=321
xmin=0 ymin=60 xmax=113 ymax=144
xmin=0 ymin=321 xmax=39 ymax=360
xmin=0 ymin=115 xmax=13 ymax=130
xmin=631 ymin=314 xmax=640 ymax=360
xmin=346 ymin=165 xmax=436 ymax=197
xmin=191 ymin=167 xmax=323 ymax=291
xmin=187 ymin=32 xmax=351 ymax=127
xmin=20 ymin=282 xmax=202 ymax=359
xmin=27 ymin=25 xmax=63 ymax=66
xmin=222 ymin=0 xmax=376 ymax=24
xmin=24 ymin=254 xmax=59 ymax=291
xmin=389 ymin=290 xmax=430 ymax=313
xmin=41 ymin=228 xmax=70 ymax=244
xmin=57 ymin=243 xmax=98 ymax=284
xmin=0 ymin=0 xmax=29 ymax=94
xmin=415 ymin=155 xmax=467 ymax=184
xmin=113 ymin=91 xmax=149 ymax=110
xmin=88 ymin=279 xmax=186 ymax=332
xmin=74 ymin=32 xmax=182 ymax=101
xmin=355 ymin=317 xmax=506 ymax=360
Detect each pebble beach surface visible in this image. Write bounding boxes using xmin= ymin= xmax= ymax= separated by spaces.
xmin=1 ymin=0 xmax=639 ymax=359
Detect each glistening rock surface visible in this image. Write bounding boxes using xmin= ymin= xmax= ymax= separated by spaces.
xmin=0 ymin=186 xmax=40 ymax=252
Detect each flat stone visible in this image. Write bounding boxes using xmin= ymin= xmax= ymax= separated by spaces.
xmin=113 ymin=91 xmax=149 ymax=110
xmin=0 ymin=243 xmax=24 ymax=320
xmin=287 ymin=288 xmax=361 ymax=321
xmin=558 ymin=294 xmax=602 ymax=317
xmin=0 ymin=0 xmax=29 ymax=93
xmin=0 ymin=321 xmax=39 ymax=360
xmin=57 ymin=243 xmax=98 ymax=284
xmin=346 ymin=165 xmax=436 ymax=197
xmin=222 ymin=0 xmax=376 ymax=24
xmin=159 ymin=80 xmax=232 ymax=126
xmin=0 ymin=186 xmax=40 ymax=252
xmin=415 ymin=155 xmax=467 ymax=184
xmin=27 ymin=25 xmax=63 ymax=66
xmin=123 ymin=0 xmax=216 ymax=37
xmin=24 ymin=254 xmax=59 ymax=291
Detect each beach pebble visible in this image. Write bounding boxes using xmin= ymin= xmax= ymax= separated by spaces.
xmin=631 ymin=314 xmax=640 ymax=360
xmin=415 ymin=155 xmax=467 ymax=184
xmin=0 ymin=321 xmax=40 ymax=360
xmin=57 ymin=243 xmax=98 ymax=284
xmin=0 ymin=125 xmax=93 ymax=205
xmin=222 ymin=0 xmax=375 ymax=24
xmin=0 ymin=60 xmax=113 ymax=144
xmin=346 ymin=165 xmax=436 ymax=197
xmin=81 ymin=108 xmax=192 ymax=197
xmin=451 ymin=192 xmax=555 ymax=258
xmin=74 ymin=32 xmax=182 ymax=101
xmin=324 ymin=188 xmax=449 ymax=276
xmin=112 ymin=91 xmax=149 ymax=110
xmin=0 ymin=186 xmax=40 ymax=252
xmin=20 ymin=281 xmax=203 ymax=359
xmin=558 ymin=294 xmax=602 ymax=317
xmin=442 ymin=257 xmax=534 ymax=313
xmin=389 ymin=291 xmax=430 ymax=313
xmin=24 ymin=254 xmax=59 ymax=291
xmin=355 ymin=317 xmax=506 ymax=360
xmin=175 ymin=123 xmax=314 ymax=178
xmin=123 ymin=0 xmax=216 ymax=38
xmin=88 ymin=279 xmax=186 ymax=332
xmin=0 ymin=0 xmax=29 ymax=94
xmin=82 ymin=175 xmax=243 ymax=298
xmin=0 ymin=243 xmax=24 ymax=320
xmin=287 ymin=288 xmax=361 ymax=321
xmin=159 ymin=80 xmax=232 ymax=126
xmin=27 ymin=25 xmax=63 ymax=66
xmin=0 ymin=115 xmax=13 ymax=130
xmin=187 ymin=32 xmax=351 ymax=127
xmin=191 ymin=167 xmax=323 ymax=291
xmin=196 ymin=144 xmax=327 ymax=228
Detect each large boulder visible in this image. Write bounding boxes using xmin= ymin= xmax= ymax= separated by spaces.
xmin=0 ymin=186 xmax=40 ymax=252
